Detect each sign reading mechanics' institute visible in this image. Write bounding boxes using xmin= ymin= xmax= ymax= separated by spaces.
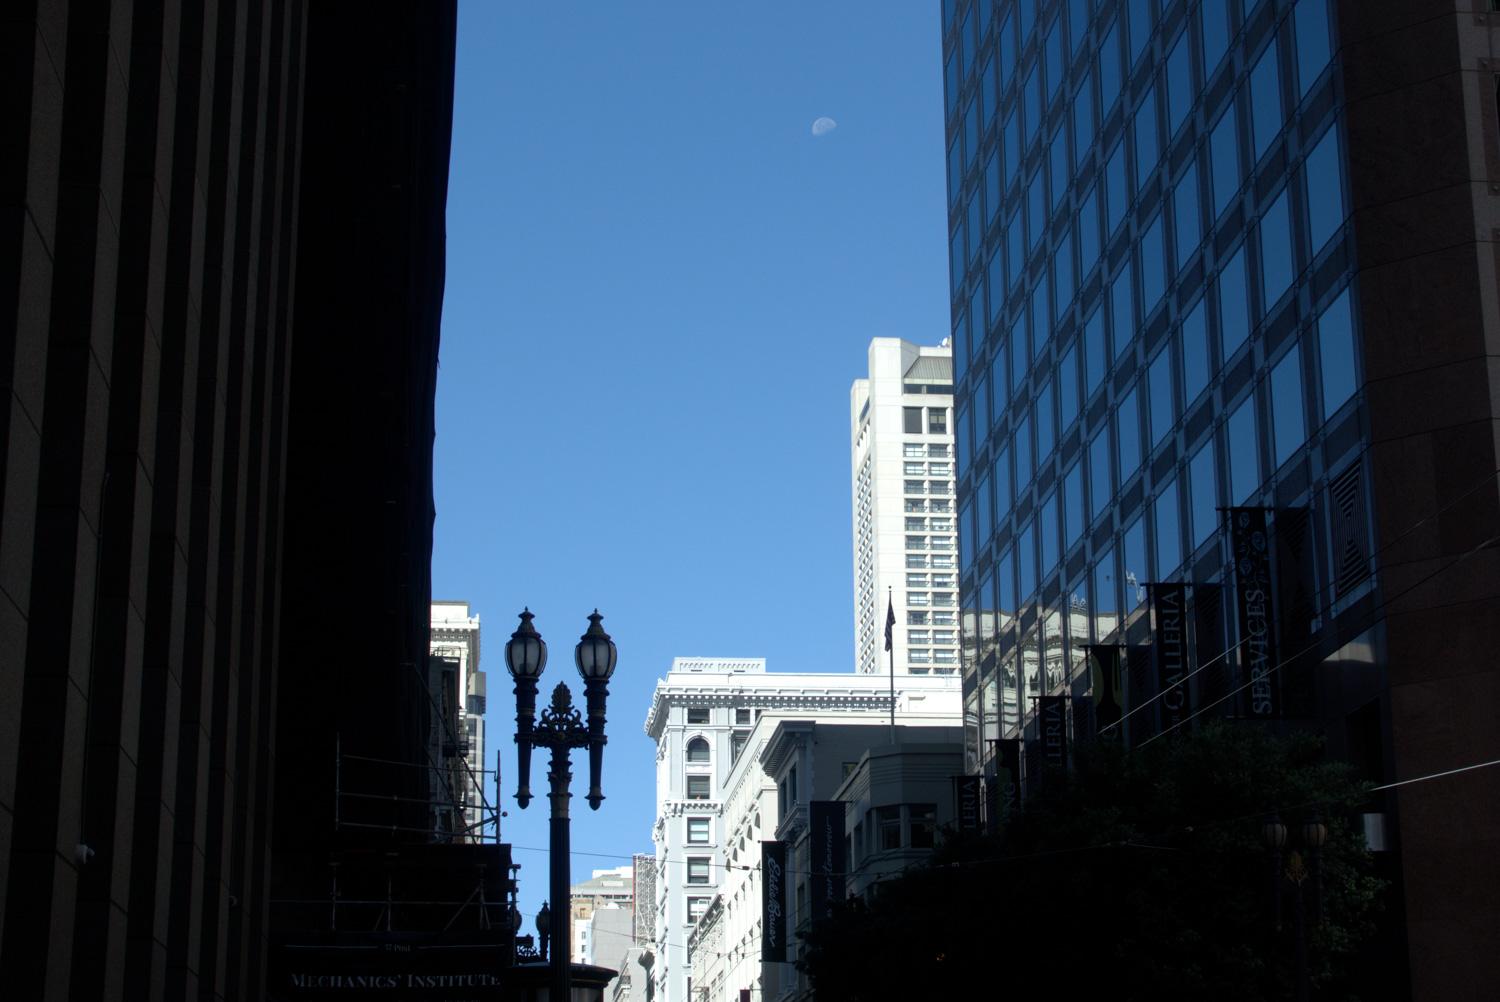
xmin=270 ymin=932 xmax=510 ymax=1001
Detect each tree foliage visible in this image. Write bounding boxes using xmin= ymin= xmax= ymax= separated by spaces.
xmin=796 ymin=723 xmax=1384 ymax=1002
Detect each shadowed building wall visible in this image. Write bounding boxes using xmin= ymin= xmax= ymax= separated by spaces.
xmin=0 ymin=1 xmax=457 ymax=998
xmin=1337 ymin=5 xmax=1500 ymax=997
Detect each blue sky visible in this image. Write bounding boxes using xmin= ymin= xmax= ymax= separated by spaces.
xmin=434 ymin=1 xmax=948 ymax=929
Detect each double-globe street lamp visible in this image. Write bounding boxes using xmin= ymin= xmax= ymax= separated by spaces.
xmin=506 ymin=608 xmax=618 ymax=1002
xmin=1261 ymin=807 xmax=1328 ymax=1002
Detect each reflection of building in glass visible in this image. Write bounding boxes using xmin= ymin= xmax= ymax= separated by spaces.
xmin=850 ymin=339 xmax=958 ymax=675
xmin=943 ymin=0 xmax=1500 ymax=994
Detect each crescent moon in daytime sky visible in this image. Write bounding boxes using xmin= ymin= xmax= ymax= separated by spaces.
xmin=812 ymin=117 xmax=837 ymax=136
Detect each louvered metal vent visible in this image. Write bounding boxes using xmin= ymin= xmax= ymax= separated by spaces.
xmin=1329 ymin=463 xmax=1372 ymax=599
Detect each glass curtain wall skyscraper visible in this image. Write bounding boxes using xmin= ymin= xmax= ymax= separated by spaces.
xmin=944 ymin=1 xmax=1500 ymax=996
xmin=947 ymin=0 xmax=1353 ymax=771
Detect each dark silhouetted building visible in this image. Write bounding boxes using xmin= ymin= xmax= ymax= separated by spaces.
xmin=942 ymin=0 xmax=1498 ymax=997
xmin=0 ymin=1 xmax=498 ymax=998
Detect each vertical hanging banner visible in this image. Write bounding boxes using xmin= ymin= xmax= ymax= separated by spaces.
xmin=995 ymin=739 xmax=1021 ymax=821
xmin=807 ymin=802 xmax=845 ymax=923
xmin=984 ymin=778 xmax=1001 ymax=835
xmin=1087 ymin=646 xmax=1124 ymax=735
xmin=1039 ymin=695 xmax=1068 ymax=769
xmin=760 ymin=841 xmax=786 ymax=962
xmin=1124 ymin=645 xmax=1158 ymax=740
xmin=953 ymin=775 xmax=982 ymax=831
xmin=1230 ymin=508 xmax=1279 ymax=717
xmin=1152 ymin=583 xmax=1190 ymax=733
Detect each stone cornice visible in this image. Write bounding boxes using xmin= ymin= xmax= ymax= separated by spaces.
xmin=429 ymin=620 xmax=481 ymax=669
xmin=672 ymin=658 xmax=764 ymax=673
xmin=644 ymin=676 xmax=907 ymax=739
xmin=759 ymin=720 xmax=814 ymax=777
xmin=659 ymin=799 xmax=723 ymax=818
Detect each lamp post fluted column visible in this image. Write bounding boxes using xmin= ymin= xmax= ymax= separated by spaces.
xmin=1262 ymin=808 xmax=1327 ymax=1002
xmin=507 ymin=610 xmax=617 ymax=1002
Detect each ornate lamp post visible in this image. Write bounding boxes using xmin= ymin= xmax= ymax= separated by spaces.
xmin=506 ymin=609 xmax=618 ymax=1002
xmin=1261 ymin=808 xmax=1327 ymax=1002
xmin=535 ymin=901 xmax=551 ymax=961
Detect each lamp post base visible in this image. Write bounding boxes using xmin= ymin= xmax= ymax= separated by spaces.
xmin=506 ymin=961 xmax=618 ymax=1002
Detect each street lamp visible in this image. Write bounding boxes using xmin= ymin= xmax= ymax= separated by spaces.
xmin=1261 ymin=808 xmax=1326 ymax=1002
xmin=505 ymin=609 xmax=547 ymax=808
xmin=535 ymin=901 xmax=551 ymax=962
xmin=576 ymin=611 xmax=617 ymax=810
xmin=506 ymin=609 xmax=618 ymax=1002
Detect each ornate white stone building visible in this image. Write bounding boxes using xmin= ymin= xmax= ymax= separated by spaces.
xmin=645 ymin=658 xmax=961 ymax=1002
xmin=850 ymin=338 xmax=957 ymax=677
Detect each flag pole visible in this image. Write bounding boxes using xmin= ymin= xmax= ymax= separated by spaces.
xmin=886 ymin=587 xmax=896 ymax=745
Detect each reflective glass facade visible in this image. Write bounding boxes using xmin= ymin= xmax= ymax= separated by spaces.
xmin=944 ymin=0 xmax=1368 ymax=773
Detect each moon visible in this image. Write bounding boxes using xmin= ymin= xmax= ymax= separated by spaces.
xmin=812 ymin=117 xmax=837 ymax=136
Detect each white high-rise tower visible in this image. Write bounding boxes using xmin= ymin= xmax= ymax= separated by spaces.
xmin=850 ymin=338 xmax=956 ymax=675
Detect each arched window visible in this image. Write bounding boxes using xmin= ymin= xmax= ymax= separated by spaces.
xmin=686 ymin=737 xmax=710 ymax=763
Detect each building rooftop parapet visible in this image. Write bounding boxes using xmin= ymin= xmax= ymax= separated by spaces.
xmin=643 ymin=666 xmax=959 ymax=738
xmin=758 ymin=719 xmax=816 ymax=776
xmin=670 ymin=657 xmax=765 ymax=674
xmin=657 ymin=799 xmax=724 ymax=817
xmin=903 ymin=354 xmax=953 ymax=382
